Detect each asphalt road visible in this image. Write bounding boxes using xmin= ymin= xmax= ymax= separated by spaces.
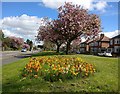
xmin=1 ymin=51 xmax=38 ymax=65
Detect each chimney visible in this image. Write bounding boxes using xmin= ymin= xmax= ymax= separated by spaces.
xmin=100 ymin=34 xmax=104 ymax=40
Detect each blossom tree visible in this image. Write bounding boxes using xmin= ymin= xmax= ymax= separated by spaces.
xmin=9 ymin=36 xmax=24 ymax=49
xmin=57 ymin=2 xmax=101 ymax=54
xmin=37 ymin=19 xmax=64 ymax=53
xmin=22 ymin=43 xmax=30 ymax=50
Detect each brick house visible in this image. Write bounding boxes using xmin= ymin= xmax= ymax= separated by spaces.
xmin=80 ymin=34 xmax=110 ymax=54
xmin=89 ymin=34 xmax=110 ymax=54
xmin=108 ymin=34 xmax=120 ymax=56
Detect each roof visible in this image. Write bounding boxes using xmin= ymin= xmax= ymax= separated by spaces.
xmin=80 ymin=39 xmax=93 ymax=44
xmin=100 ymin=36 xmax=110 ymax=41
xmin=86 ymin=39 xmax=94 ymax=43
xmin=80 ymin=34 xmax=110 ymax=45
xmin=94 ymin=34 xmax=109 ymax=42
xmin=111 ymin=34 xmax=120 ymax=39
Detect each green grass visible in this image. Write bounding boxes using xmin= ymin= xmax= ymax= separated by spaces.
xmin=2 ymin=51 xmax=118 ymax=93
xmin=32 ymin=51 xmax=65 ymax=57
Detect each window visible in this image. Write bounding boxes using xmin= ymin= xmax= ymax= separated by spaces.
xmin=114 ymin=46 xmax=120 ymax=53
xmin=94 ymin=42 xmax=98 ymax=46
xmin=90 ymin=48 xmax=93 ymax=52
xmin=83 ymin=44 xmax=85 ymax=47
xmin=80 ymin=44 xmax=85 ymax=47
xmin=108 ymin=49 xmax=111 ymax=52
xmin=115 ymin=48 xmax=118 ymax=53
xmin=110 ymin=40 xmax=113 ymax=45
xmin=115 ymin=39 xmax=119 ymax=44
xmin=94 ymin=48 xmax=98 ymax=52
xmin=91 ymin=43 xmax=94 ymax=46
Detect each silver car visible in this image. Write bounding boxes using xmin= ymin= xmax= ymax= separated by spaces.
xmin=21 ymin=48 xmax=27 ymax=52
xmin=98 ymin=52 xmax=112 ymax=57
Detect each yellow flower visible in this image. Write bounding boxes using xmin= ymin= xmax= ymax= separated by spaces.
xmin=85 ymin=73 xmax=88 ymax=76
xmin=23 ymin=56 xmax=96 ymax=80
xmin=93 ymin=69 xmax=96 ymax=72
xmin=34 ymin=75 xmax=38 ymax=78
xmin=90 ymin=71 xmax=93 ymax=74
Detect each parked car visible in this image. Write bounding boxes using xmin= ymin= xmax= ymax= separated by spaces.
xmin=21 ymin=48 xmax=27 ymax=52
xmin=98 ymin=52 xmax=112 ymax=57
xmin=104 ymin=52 xmax=112 ymax=57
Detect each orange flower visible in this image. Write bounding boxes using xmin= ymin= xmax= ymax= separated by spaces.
xmin=29 ymin=70 xmax=32 ymax=73
xmin=22 ymin=56 xmax=96 ymax=80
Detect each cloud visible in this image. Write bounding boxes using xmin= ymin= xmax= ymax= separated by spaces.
xmin=93 ymin=1 xmax=108 ymax=12
xmin=0 ymin=19 xmax=2 ymax=30
xmin=2 ymin=0 xmax=120 ymax=2
xmin=103 ymin=30 xmax=119 ymax=38
xmin=41 ymin=0 xmax=64 ymax=9
xmin=2 ymin=14 xmax=47 ymax=41
xmin=41 ymin=0 xmax=94 ymax=10
xmin=41 ymin=0 xmax=108 ymax=12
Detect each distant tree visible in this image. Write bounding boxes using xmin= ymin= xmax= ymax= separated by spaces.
xmin=9 ymin=36 xmax=24 ymax=50
xmin=2 ymin=37 xmax=12 ymax=50
xmin=26 ymin=39 xmax=33 ymax=51
xmin=57 ymin=2 xmax=101 ymax=54
xmin=0 ymin=30 xmax=4 ymax=41
xmin=29 ymin=41 xmax=33 ymax=51
xmin=26 ymin=39 xmax=30 ymax=44
xmin=43 ymin=40 xmax=56 ymax=51
xmin=0 ymin=30 xmax=5 ymax=51
xmin=1 ymin=32 xmax=24 ymax=50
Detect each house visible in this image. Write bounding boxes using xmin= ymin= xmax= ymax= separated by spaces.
xmin=108 ymin=34 xmax=120 ymax=56
xmin=79 ymin=40 xmax=91 ymax=54
xmin=80 ymin=34 xmax=110 ymax=54
xmin=89 ymin=34 xmax=110 ymax=54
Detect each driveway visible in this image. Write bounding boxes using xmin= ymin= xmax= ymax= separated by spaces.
xmin=1 ymin=51 xmax=38 ymax=65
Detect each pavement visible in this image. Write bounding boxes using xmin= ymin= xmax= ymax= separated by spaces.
xmin=0 ymin=50 xmax=39 ymax=65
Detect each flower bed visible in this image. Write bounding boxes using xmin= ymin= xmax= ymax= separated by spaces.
xmin=22 ymin=56 xmax=96 ymax=82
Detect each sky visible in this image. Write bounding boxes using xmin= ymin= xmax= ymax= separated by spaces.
xmin=1 ymin=0 xmax=119 ymax=42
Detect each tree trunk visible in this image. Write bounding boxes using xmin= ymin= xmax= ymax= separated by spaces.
xmin=56 ymin=45 xmax=60 ymax=53
xmin=66 ymin=42 xmax=70 ymax=55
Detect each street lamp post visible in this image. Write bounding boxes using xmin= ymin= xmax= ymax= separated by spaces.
xmin=32 ymin=36 xmax=37 ymax=53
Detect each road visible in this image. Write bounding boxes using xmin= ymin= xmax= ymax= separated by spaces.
xmin=1 ymin=51 xmax=38 ymax=65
